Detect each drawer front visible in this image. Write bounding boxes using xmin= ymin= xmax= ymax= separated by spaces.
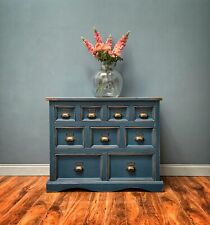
xmin=55 ymin=106 xmax=76 ymax=121
xmin=108 ymin=154 xmax=153 ymax=180
xmin=56 ymin=127 xmax=84 ymax=147
xmin=126 ymin=127 xmax=153 ymax=146
xmin=90 ymin=127 xmax=120 ymax=148
xmin=134 ymin=106 xmax=154 ymax=121
xmin=57 ymin=155 xmax=102 ymax=179
xmin=108 ymin=106 xmax=128 ymax=121
xmin=81 ymin=106 xmax=102 ymax=121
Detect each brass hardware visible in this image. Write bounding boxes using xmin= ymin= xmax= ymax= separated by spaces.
xmin=139 ymin=112 xmax=148 ymax=119
xmin=135 ymin=135 xmax=144 ymax=142
xmin=75 ymin=165 xmax=83 ymax=173
xmin=100 ymin=136 xmax=109 ymax=143
xmin=127 ymin=165 xmax=136 ymax=172
xmin=61 ymin=112 xmax=70 ymax=119
xmin=65 ymin=136 xmax=75 ymax=143
xmin=88 ymin=112 xmax=96 ymax=119
xmin=114 ymin=112 xmax=122 ymax=119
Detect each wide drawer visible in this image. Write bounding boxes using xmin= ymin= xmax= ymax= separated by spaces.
xmin=57 ymin=155 xmax=102 ymax=179
xmin=108 ymin=154 xmax=154 ymax=180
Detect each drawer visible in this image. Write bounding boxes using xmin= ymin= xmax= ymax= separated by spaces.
xmin=134 ymin=106 xmax=154 ymax=121
xmin=57 ymin=155 xmax=102 ymax=179
xmin=56 ymin=127 xmax=84 ymax=147
xmin=126 ymin=127 xmax=153 ymax=147
xmin=81 ymin=106 xmax=102 ymax=121
xmin=55 ymin=106 xmax=76 ymax=121
xmin=108 ymin=106 xmax=128 ymax=121
xmin=90 ymin=127 xmax=120 ymax=148
xmin=108 ymin=154 xmax=153 ymax=180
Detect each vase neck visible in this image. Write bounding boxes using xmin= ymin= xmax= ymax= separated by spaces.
xmin=101 ymin=62 xmax=113 ymax=71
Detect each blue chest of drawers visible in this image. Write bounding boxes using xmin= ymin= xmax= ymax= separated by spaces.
xmin=46 ymin=97 xmax=163 ymax=192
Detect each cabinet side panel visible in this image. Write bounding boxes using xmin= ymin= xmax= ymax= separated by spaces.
xmin=155 ymin=101 xmax=161 ymax=180
xmin=49 ymin=101 xmax=56 ymax=180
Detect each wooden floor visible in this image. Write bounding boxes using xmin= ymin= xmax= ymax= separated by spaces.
xmin=0 ymin=177 xmax=209 ymax=225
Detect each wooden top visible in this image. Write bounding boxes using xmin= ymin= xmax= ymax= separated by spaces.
xmin=46 ymin=97 xmax=162 ymax=101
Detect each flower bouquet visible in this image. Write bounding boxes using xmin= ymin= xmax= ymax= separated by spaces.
xmin=81 ymin=28 xmax=130 ymax=97
xmin=81 ymin=28 xmax=130 ymax=65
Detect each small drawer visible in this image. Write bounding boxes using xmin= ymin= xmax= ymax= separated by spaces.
xmin=81 ymin=106 xmax=102 ymax=121
xmin=57 ymin=155 xmax=102 ymax=179
xmin=108 ymin=106 xmax=128 ymax=121
xmin=90 ymin=127 xmax=120 ymax=148
xmin=108 ymin=154 xmax=153 ymax=180
xmin=134 ymin=106 xmax=154 ymax=121
xmin=56 ymin=127 xmax=84 ymax=147
xmin=126 ymin=127 xmax=153 ymax=147
xmin=56 ymin=107 xmax=76 ymax=121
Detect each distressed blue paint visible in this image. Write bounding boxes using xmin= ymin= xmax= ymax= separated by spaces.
xmin=57 ymin=155 xmax=102 ymax=179
xmin=126 ymin=127 xmax=153 ymax=146
xmin=56 ymin=106 xmax=76 ymax=122
xmin=46 ymin=97 xmax=163 ymax=192
xmin=91 ymin=127 xmax=119 ymax=147
xmin=109 ymin=155 xmax=153 ymax=180
xmin=108 ymin=106 xmax=128 ymax=121
xmin=57 ymin=127 xmax=84 ymax=147
xmin=49 ymin=101 xmax=56 ymax=181
xmin=47 ymin=179 xmax=164 ymax=192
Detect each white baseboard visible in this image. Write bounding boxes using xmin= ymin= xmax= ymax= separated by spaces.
xmin=0 ymin=164 xmax=209 ymax=176
xmin=0 ymin=164 xmax=49 ymax=176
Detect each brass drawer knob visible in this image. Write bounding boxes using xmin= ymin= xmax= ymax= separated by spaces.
xmin=88 ymin=112 xmax=96 ymax=119
xmin=139 ymin=113 xmax=148 ymax=119
xmin=100 ymin=136 xmax=109 ymax=143
xmin=65 ymin=136 xmax=75 ymax=143
xmin=62 ymin=112 xmax=70 ymax=119
xmin=127 ymin=165 xmax=136 ymax=172
xmin=135 ymin=135 xmax=144 ymax=142
xmin=114 ymin=112 xmax=122 ymax=119
xmin=75 ymin=165 xmax=83 ymax=173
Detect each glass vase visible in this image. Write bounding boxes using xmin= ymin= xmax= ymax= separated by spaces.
xmin=94 ymin=62 xmax=123 ymax=97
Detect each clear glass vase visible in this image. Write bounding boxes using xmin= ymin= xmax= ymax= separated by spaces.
xmin=94 ymin=62 xmax=123 ymax=97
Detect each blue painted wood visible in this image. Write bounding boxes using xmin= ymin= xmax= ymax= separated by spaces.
xmin=46 ymin=97 xmax=163 ymax=192
xmin=55 ymin=120 xmax=156 ymax=128
xmin=56 ymin=127 xmax=84 ymax=147
xmin=46 ymin=97 xmax=162 ymax=101
xmin=57 ymin=155 xmax=102 ymax=179
xmin=55 ymin=106 xmax=76 ymax=121
xmin=49 ymin=102 xmax=56 ymax=181
xmin=47 ymin=179 xmax=164 ymax=192
xmin=108 ymin=154 xmax=153 ymax=180
xmin=91 ymin=127 xmax=119 ymax=147
xmin=126 ymin=127 xmax=153 ymax=146
xmin=108 ymin=106 xmax=128 ymax=121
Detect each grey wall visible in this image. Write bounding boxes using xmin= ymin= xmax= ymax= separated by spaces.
xmin=0 ymin=0 xmax=209 ymax=164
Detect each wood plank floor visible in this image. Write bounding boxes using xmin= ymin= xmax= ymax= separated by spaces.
xmin=0 ymin=177 xmax=209 ymax=225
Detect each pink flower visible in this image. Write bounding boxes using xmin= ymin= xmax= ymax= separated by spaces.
xmin=94 ymin=28 xmax=103 ymax=44
xmin=81 ymin=28 xmax=130 ymax=63
xmin=101 ymin=43 xmax=111 ymax=51
xmin=108 ymin=50 xmax=117 ymax=57
xmin=113 ymin=31 xmax=130 ymax=57
xmin=105 ymin=34 xmax=112 ymax=48
xmin=93 ymin=43 xmax=111 ymax=54
xmin=93 ymin=43 xmax=103 ymax=54
xmin=81 ymin=36 xmax=94 ymax=55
